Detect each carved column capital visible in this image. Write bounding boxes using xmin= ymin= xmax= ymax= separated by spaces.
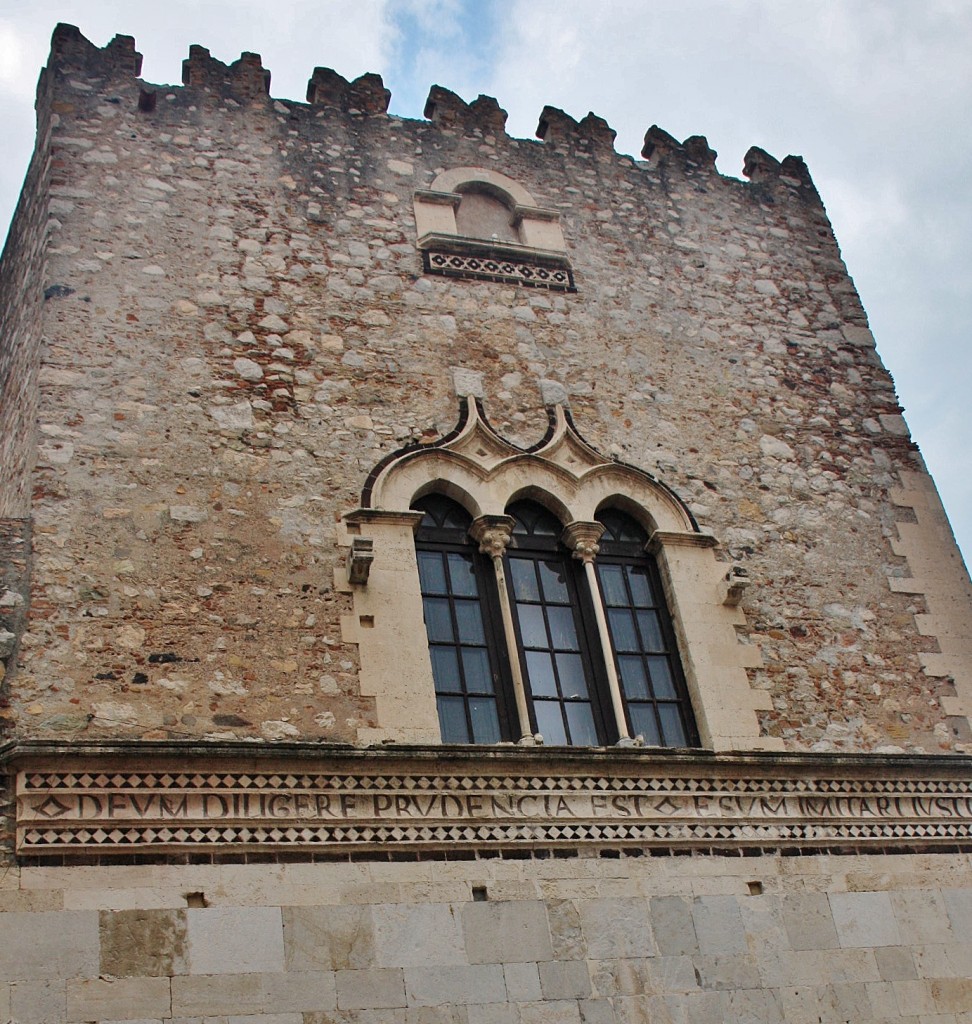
xmin=469 ymin=515 xmax=515 ymax=558
xmin=561 ymin=521 xmax=605 ymax=564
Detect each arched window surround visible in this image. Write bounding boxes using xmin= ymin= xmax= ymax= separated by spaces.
xmin=340 ymin=399 xmax=783 ymax=753
xmin=413 ymin=167 xmax=574 ymax=291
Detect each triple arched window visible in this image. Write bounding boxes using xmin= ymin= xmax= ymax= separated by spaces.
xmin=413 ymin=494 xmax=697 ymax=748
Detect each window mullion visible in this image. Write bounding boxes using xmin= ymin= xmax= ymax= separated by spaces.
xmin=563 ymin=521 xmax=632 ymax=744
xmin=470 ymin=515 xmax=536 ymax=744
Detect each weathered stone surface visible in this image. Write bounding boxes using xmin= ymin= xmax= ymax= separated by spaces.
xmin=283 ymin=904 xmax=375 ymax=971
xmin=100 ymin=907 xmax=188 ymax=976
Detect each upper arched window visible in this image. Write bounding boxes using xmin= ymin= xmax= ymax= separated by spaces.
xmin=413 ymin=167 xmax=574 ymax=291
xmin=453 ymin=187 xmax=519 ymax=244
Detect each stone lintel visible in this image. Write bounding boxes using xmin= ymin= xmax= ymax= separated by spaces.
xmin=414 ymin=189 xmax=463 ymax=207
xmin=648 ymin=530 xmax=718 ymax=553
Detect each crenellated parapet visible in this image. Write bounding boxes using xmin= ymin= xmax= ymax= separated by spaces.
xmin=641 ymin=126 xmax=717 ymax=172
xmin=424 ymin=86 xmax=507 ymax=134
xmin=306 ymin=67 xmax=390 ymax=114
xmin=40 ymin=21 xmax=819 ymax=203
xmin=182 ymin=45 xmax=270 ymax=101
xmin=536 ymin=106 xmax=617 ymax=155
xmin=49 ymin=22 xmax=142 ymax=78
xmin=37 ymin=23 xmax=828 ymax=201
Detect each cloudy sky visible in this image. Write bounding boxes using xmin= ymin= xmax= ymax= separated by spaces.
xmin=1 ymin=1 xmax=970 ymax=563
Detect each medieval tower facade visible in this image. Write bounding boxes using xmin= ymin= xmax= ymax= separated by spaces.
xmin=2 ymin=24 xmax=972 ymax=1023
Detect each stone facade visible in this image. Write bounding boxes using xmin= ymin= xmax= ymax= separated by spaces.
xmin=1 ymin=22 xmax=972 ymax=1024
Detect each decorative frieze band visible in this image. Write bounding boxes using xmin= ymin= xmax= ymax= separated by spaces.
xmin=8 ymin=743 xmax=972 ymax=857
xmin=422 ymin=249 xmax=574 ymax=291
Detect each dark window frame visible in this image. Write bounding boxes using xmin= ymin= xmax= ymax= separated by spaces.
xmin=412 ymin=495 xmax=698 ymax=749
xmin=414 ymin=495 xmax=516 ymax=744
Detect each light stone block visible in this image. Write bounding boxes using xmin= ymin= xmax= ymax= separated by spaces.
xmin=374 ymin=903 xmax=465 ymax=967
xmin=462 ymin=900 xmax=552 ymax=964
xmin=577 ymin=999 xmax=615 ymax=1024
xmin=694 ymin=953 xmax=761 ymax=990
xmin=171 ymin=971 xmax=336 ymax=1017
xmin=830 ymin=891 xmax=901 ymax=948
xmin=9 ymin=979 xmax=67 ymax=1024
xmin=891 ymin=889 xmax=955 ymax=944
xmin=649 ymin=896 xmax=698 ymax=956
xmin=227 ymin=1016 xmax=303 ymax=1024
xmin=336 ymin=968 xmax=406 ymax=1009
xmin=873 ymin=944 xmax=919 ymax=981
xmin=66 ymin=976 xmax=171 ymax=1022
xmin=538 ymin=960 xmax=591 ymax=999
xmin=467 ymin=1003 xmax=519 ymax=1024
xmin=187 ymin=906 xmax=285 ymax=974
xmin=892 ymin=977 xmax=937 ymax=1015
xmin=577 ymin=897 xmax=653 ymax=958
xmin=0 ymin=911 xmax=98 ymax=981
xmin=644 ymin=955 xmax=699 ymax=994
xmin=503 ymin=961 xmax=542 ymax=1001
xmin=725 ymin=987 xmax=784 ymax=1023
xmin=780 ymin=892 xmax=839 ymax=951
xmin=404 ymin=965 xmax=506 ymax=1006
xmin=517 ymin=1000 xmax=582 ymax=1024
xmin=691 ymin=895 xmax=747 ymax=955
xmin=282 ymin=904 xmax=374 ymax=970
xmin=943 ymin=889 xmax=972 ymax=942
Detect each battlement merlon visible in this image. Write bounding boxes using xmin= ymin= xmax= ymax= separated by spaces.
xmin=41 ymin=23 xmax=823 ymax=193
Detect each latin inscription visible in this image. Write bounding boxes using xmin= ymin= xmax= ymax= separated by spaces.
xmin=20 ymin=781 xmax=972 ymax=826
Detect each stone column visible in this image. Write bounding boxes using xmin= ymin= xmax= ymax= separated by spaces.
xmin=562 ymin=521 xmax=632 ymax=743
xmin=469 ymin=515 xmax=535 ymax=744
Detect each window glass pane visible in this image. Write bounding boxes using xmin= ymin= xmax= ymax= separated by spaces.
xmin=658 ymin=704 xmax=687 ymax=746
xmin=538 ymin=559 xmax=569 ymax=603
xmin=509 ymin=558 xmax=540 ymax=601
xmin=647 ymin=656 xmax=676 ymax=698
xmin=618 ymin=656 xmax=649 ymax=700
xmin=547 ymin=606 xmax=579 ymax=650
xmin=626 ymin=565 xmax=654 ymax=607
xmin=534 ymin=700 xmax=568 ymax=745
xmin=469 ymin=697 xmax=501 ymax=743
xmin=598 ymin=564 xmax=627 ymax=606
xmin=556 ymin=653 xmax=589 ymax=699
xmin=437 ymin=696 xmax=469 ymax=742
xmin=636 ymin=610 xmax=664 ymax=652
xmin=430 ymin=647 xmax=461 ymax=693
xmin=565 ymin=702 xmax=599 ymax=746
xmin=629 ymin=704 xmax=660 ymax=746
xmin=455 ymin=601 xmax=486 ymax=644
xmin=462 ymin=647 xmax=493 ymax=694
xmin=447 ymin=552 xmax=478 ymax=597
xmin=417 ymin=551 xmax=447 ymax=595
xmin=607 ymin=608 xmax=639 ymax=652
xmin=517 ymin=605 xmax=548 ymax=648
xmin=525 ymin=650 xmax=557 ymax=696
xmin=423 ymin=597 xmax=454 ymax=643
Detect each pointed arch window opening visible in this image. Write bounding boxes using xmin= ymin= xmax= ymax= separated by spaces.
xmin=413 ymin=495 xmax=698 ymax=749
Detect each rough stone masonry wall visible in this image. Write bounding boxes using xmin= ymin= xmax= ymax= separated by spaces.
xmin=0 ymin=43 xmax=51 ymax=705
xmin=4 ymin=26 xmax=971 ymax=753
xmin=1 ymin=851 xmax=972 ymax=1023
